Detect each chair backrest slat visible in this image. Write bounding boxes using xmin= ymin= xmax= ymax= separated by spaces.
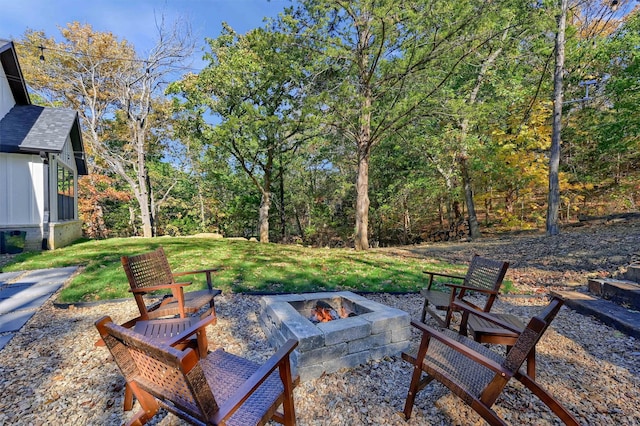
xmin=461 ymin=255 xmax=509 ymax=312
xmin=122 ymin=247 xmax=175 ymax=290
xmin=464 ymin=255 xmax=509 ymax=291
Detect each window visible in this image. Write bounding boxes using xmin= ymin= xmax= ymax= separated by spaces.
xmin=57 ymin=165 xmax=75 ymax=221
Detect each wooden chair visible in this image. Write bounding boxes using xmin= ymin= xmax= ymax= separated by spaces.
xmin=122 ymin=247 xmax=222 ymax=320
xmin=96 ymin=316 xmax=299 ymax=426
xmin=402 ymin=297 xmax=579 ymax=426
xmin=458 ymin=303 xmax=536 ymax=378
xmin=420 ymin=255 xmax=509 ymax=327
xmin=95 ymin=312 xmax=215 ymax=410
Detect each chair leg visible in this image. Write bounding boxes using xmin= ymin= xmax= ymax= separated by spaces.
xmin=278 ymin=361 xmax=297 ymax=426
xmin=527 ymin=347 xmax=536 ymax=380
xmin=123 ymin=383 xmax=134 ymax=411
xmin=125 ymin=383 xmax=159 ymax=426
xmin=470 ymin=400 xmax=508 ymax=426
xmin=515 ymin=372 xmax=579 ymax=426
xmin=403 ymin=364 xmax=426 ymax=420
xmin=507 ymin=345 xmax=536 ymax=380
xmin=444 ymin=307 xmax=453 ymax=328
xmin=420 ymin=299 xmax=428 ymax=323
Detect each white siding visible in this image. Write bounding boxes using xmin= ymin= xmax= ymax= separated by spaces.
xmin=58 ymin=136 xmax=77 ymax=171
xmin=0 ymin=65 xmax=15 ymax=120
xmin=0 ymin=153 xmax=45 ymax=226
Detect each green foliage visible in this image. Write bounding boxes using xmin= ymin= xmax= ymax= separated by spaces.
xmin=14 ymin=2 xmax=640 ymax=243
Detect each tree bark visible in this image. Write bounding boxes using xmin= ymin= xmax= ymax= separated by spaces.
xmin=354 ymin=89 xmax=372 ymax=250
xmin=259 ymin=191 xmax=271 ymax=243
xmin=279 ymin=159 xmax=286 ymax=241
xmin=460 ymin=156 xmax=481 ymax=239
xmin=355 ymin=144 xmax=371 ymax=250
xmin=547 ymin=0 xmax=567 ymax=236
xmin=134 ymin=119 xmax=154 ymax=238
xmin=257 ymin=151 xmax=274 ymax=243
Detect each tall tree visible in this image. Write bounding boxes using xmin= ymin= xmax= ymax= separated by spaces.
xmin=169 ymin=25 xmax=313 ymax=242
xmin=281 ymin=0 xmax=524 ymax=249
xmin=18 ymin=19 xmax=193 ymax=237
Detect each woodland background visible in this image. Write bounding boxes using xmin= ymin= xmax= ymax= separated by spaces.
xmin=12 ymin=0 xmax=640 ymax=249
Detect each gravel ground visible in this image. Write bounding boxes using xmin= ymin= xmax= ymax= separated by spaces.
xmin=1 ymin=219 xmax=640 ymax=425
xmin=0 ymin=291 xmax=638 ymax=425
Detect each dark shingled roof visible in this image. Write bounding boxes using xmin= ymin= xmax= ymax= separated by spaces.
xmin=0 ymin=105 xmax=88 ymax=175
xmin=0 ymin=40 xmax=87 ymax=175
xmin=1 ymin=105 xmax=74 ymax=152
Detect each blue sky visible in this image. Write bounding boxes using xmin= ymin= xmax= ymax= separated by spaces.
xmin=1 ymin=0 xmax=291 ymax=68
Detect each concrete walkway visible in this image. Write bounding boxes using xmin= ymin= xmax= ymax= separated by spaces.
xmin=0 ymin=267 xmax=78 ymax=350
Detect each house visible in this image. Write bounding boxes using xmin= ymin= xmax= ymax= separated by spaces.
xmin=0 ymin=39 xmax=87 ymax=251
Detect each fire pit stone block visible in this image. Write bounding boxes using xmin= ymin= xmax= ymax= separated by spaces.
xmin=258 ymin=291 xmax=410 ymax=381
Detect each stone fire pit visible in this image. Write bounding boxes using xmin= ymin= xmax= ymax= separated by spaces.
xmin=258 ymin=291 xmax=411 ymax=381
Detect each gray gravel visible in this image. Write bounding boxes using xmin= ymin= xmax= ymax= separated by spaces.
xmin=0 ymin=290 xmax=638 ymax=425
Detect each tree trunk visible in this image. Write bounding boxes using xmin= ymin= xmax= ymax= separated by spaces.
xmin=279 ymin=159 xmax=286 ymax=241
xmin=135 ymin=126 xmax=154 ymax=238
xmin=547 ymin=0 xmax=567 ymax=236
xmin=460 ymin=155 xmax=481 ymax=239
xmin=258 ymin=152 xmax=274 ymax=243
xmin=198 ymin=182 xmax=206 ymax=232
xmin=355 ymin=144 xmax=370 ymax=250
xmin=259 ymin=191 xmax=270 ymax=243
xmin=128 ymin=204 xmax=138 ymax=236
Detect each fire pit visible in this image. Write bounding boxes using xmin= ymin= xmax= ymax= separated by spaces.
xmin=258 ymin=291 xmax=411 ymax=381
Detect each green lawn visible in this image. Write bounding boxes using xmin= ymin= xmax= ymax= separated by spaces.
xmin=1 ymin=237 xmax=474 ymax=303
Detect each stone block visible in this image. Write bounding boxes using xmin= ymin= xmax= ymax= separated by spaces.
xmin=0 ymin=333 xmax=14 ymax=351
xmin=369 ymin=341 xmax=411 ymax=359
xmin=391 ymin=326 xmax=412 ymax=343
xmin=364 ymin=308 xmax=410 ymax=335
xmin=323 ymin=350 xmax=371 ymax=374
xmin=0 ymin=310 xmax=35 ymax=333
xmin=296 ymin=342 xmax=348 ymax=366
xmin=347 ymin=331 xmax=391 ymax=354
xmin=317 ymin=316 xmax=370 ymax=345
xmin=296 ymin=362 xmax=325 ymax=382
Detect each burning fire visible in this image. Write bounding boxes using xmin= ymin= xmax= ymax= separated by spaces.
xmin=308 ymin=301 xmax=354 ymax=323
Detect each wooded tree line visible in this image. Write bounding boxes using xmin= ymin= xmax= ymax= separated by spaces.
xmin=14 ymin=0 xmax=640 ymax=249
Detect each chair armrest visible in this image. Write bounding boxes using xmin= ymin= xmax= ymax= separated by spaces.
xmin=444 ymin=283 xmax=499 ymax=295
xmin=173 ymin=268 xmax=221 ymax=291
xmin=172 ymin=267 xmax=221 ymax=277
xmin=408 ymin=320 xmax=512 ymax=378
xmin=212 ymin=339 xmax=299 ymax=424
xmin=422 ymin=270 xmax=466 ymax=281
xmin=452 ymin=300 xmax=523 ymax=334
xmin=423 ymin=270 xmax=465 ymax=291
xmin=128 ymin=282 xmax=192 ymax=293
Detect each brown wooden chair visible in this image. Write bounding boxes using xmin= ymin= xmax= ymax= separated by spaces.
xmin=402 ymin=297 xmax=579 ymax=426
xmin=95 ymin=312 xmax=216 ymax=411
xmin=420 ymin=255 xmax=509 ymax=327
xmin=96 ymin=316 xmax=299 ymax=426
xmin=458 ymin=303 xmax=536 ymax=378
xmin=122 ymin=247 xmax=222 ymax=320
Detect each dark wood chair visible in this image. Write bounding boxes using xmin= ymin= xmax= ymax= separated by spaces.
xmin=402 ymin=297 xmax=579 ymax=426
xmin=96 ymin=316 xmax=299 ymax=426
xmin=420 ymin=255 xmax=509 ymax=327
xmin=122 ymin=247 xmax=222 ymax=320
xmin=95 ymin=312 xmax=216 ymax=411
xmin=458 ymin=303 xmax=536 ymax=378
